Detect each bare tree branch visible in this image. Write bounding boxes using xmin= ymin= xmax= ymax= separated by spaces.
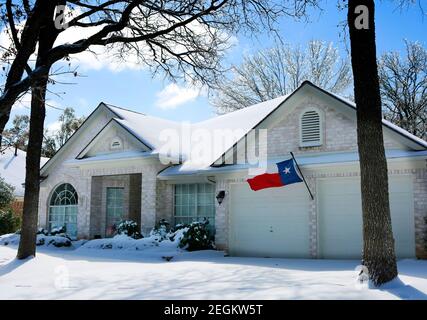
xmin=212 ymin=40 xmax=353 ymax=113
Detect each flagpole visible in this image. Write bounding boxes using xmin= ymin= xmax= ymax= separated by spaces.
xmin=290 ymin=152 xmax=314 ymax=200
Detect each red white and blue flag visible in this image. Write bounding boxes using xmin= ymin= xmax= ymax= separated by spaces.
xmin=247 ymin=158 xmax=303 ymax=191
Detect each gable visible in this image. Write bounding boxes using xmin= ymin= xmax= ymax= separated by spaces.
xmin=265 ymin=92 xmax=406 ymax=159
xmin=216 ymin=82 xmax=426 ymax=166
xmin=40 ymin=103 xmax=120 ymax=175
xmin=76 ymin=120 xmax=151 ymax=159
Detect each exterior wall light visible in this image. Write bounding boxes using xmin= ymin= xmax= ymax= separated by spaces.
xmin=216 ymin=190 xmax=225 ymax=205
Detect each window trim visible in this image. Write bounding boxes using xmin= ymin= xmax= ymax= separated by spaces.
xmin=48 ymin=183 xmax=78 ymax=239
xmin=299 ymin=107 xmax=323 ymax=147
xmin=173 ymin=183 xmax=215 ymax=228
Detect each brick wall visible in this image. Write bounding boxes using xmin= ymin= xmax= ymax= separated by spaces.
xmin=267 ymin=97 xmax=402 ymax=158
xmin=414 ymin=168 xmax=427 ymax=258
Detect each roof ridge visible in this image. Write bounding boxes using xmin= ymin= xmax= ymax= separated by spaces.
xmin=196 ymin=94 xmax=289 ymax=125
xmin=103 ymin=103 xmax=147 ymax=116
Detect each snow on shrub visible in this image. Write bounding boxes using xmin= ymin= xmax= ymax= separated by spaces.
xmin=50 ymin=225 xmax=66 ymax=236
xmin=0 ymin=233 xmax=72 ymax=248
xmin=178 ymin=219 xmax=214 ymax=251
xmin=116 ymin=220 xmax=142 ymax=239
xmin=149 ymin=219 xmax=170 ymax=240
xmin=80 ymin=226 xmax=189 ymax=251
xmin=1 ymin=226 xmax=76 ymax=248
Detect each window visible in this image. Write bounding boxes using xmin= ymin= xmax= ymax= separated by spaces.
xmin=106 ymin=187 xmax=125 ymax=237
xmin=49 ymin=183 xmax=78 ymax=238
xmin=174 ymin=183 xmax=215 ymax=231
xmin=300 ymin=109 xmax=322 ymax=147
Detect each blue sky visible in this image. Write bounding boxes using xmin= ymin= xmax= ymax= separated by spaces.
xmin=9 ymin=1 xmax=427 ymax=131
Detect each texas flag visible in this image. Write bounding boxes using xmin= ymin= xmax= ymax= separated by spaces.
xmin=247 ymin=158 xmax=303 ymax=191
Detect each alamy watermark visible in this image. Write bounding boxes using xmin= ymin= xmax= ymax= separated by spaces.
xmin=54 ymin=265 xmax=70 ymax=290
xmin=354 ymin=5 xmax=369 ymax=30
xmin=54 ymin=5 xmax=69 ymax=30
xmin=158 ymin=124 xmax=268 ymax=176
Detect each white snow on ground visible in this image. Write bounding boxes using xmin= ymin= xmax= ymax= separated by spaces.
xmin=1 ymin=244 xmax=427 ymax=300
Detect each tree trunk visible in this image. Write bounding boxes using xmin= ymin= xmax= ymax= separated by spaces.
xmin=17 ymin=3 xmax=59 ymax=259
xmin=0 ymin=0 xmax=50 ymax=143
xmin=0 ymin=113 xmax=10 ymax=147
xmin=16 ymin=77 xmax=47 ymax=259
xmin=347 ymin=0 xmax=398 ymax=286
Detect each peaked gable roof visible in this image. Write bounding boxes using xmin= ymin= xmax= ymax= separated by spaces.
xmin=208 ymin=81 xmax=427 ymax=167
xmin=76 ymin=118 xmax=152 ymax=159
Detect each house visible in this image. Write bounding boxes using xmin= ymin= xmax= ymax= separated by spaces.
xmin=0 ymin=147 xmax=49 ymax=216
xmin=38 ymin=81 xmax=427 ymax=259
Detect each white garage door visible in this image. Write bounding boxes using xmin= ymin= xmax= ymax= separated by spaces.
xmin=318 ymin=176 xmax=415 ymax=259
xmin=229 ymin=182 xmax=311 ymax=258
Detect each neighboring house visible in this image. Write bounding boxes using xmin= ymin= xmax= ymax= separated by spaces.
xmin=38 ymin=81 xmax=427 ymax=259
xmin=0 ymin=147 xmax=49 ymax=215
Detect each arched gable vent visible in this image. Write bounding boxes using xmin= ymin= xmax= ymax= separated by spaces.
xmin=300 ymin=109 xmax=322 ymax=147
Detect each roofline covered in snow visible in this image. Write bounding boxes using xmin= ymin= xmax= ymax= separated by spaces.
xmin=40 ymin=102 xmax=120 ymax=176
xmin=310 ymin=82 xmax=427 ymax=149
xmin=158 ymin=149 xmax=427 ymax=179
xmin=75 ymin=118 xmax=153 ymax=159
xmin=209 ymin=81 xmax=427 ymax=167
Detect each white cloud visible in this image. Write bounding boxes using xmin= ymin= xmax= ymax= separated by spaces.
xmin=155 ymin=84 xmax=201 ymax=110
xmin=46 ymin=121 xmax=62 ymax=133
xmin=53 ymin=8 xmax=147 ymax=73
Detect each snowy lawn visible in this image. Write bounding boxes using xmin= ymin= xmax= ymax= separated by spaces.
xmin=1 ymin=244 xmax=427 ymax=300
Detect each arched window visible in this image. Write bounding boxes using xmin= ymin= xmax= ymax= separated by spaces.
xmin=300 ymin=109 xmax=323 ymax=147
xmin=49 ymin=183 xmax=78 ymax=238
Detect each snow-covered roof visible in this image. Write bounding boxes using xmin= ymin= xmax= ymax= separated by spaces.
xmin=67 ymin=150 xmax=157 ymax=165
xmin=158 ymin=149 xmax=427 ymax=179
xmin=100 ymin=82 xmax=427 ymax=173
xmin=103 ymin=96 xmax=287 ymax=167
xmin=106 ymin=104 xmax=184 ymax=152
xmin=0 ymin=148 xmax=49 ymax=197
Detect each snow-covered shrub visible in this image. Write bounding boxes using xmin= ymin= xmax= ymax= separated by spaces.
xmin=0 ymin=209 xmax=20 ymax=235
xmin=50 ymin=225 xmax=66 ymax=236
xmin=179 ymin=219 xmax=213 ymax=251
xmin=37 ymin=228 xmax=49 ymax=236
xmin=149 ymin=219 xmax=170 ymax=240
xmin=0 ymin=233 xmax=72 ymax=247
xmin=36 ymin=232 xmax=72 ymax=247
xmin=116 ymin=220 xmax=142 ymax=239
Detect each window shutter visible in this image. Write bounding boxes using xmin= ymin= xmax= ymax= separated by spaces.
xmin=300 ymin=110 xmax=322 ymax=147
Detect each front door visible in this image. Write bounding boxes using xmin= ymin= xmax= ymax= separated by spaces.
xmin=106 ymin=187 xmax=125 ymax=237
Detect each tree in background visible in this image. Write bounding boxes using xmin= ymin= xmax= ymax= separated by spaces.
xmin=0 ymin=176 xmax=14 ymax=208
xmin=379 ymin=41 xmax=427 ymax=140
xmin=54 ymin=107 xmax=85 ymax=149
xmin=41 ymin=131 xmax=56 ymax=159
xmin=1 ymin=114 xmax=29 ymax=155
xmin=41 ymin=107 xmax=85 ymax=158
xmin=0 ymin=176 xmax=19 ymax=235
xmin=212 ymin=41 xmax=352 ymax=113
